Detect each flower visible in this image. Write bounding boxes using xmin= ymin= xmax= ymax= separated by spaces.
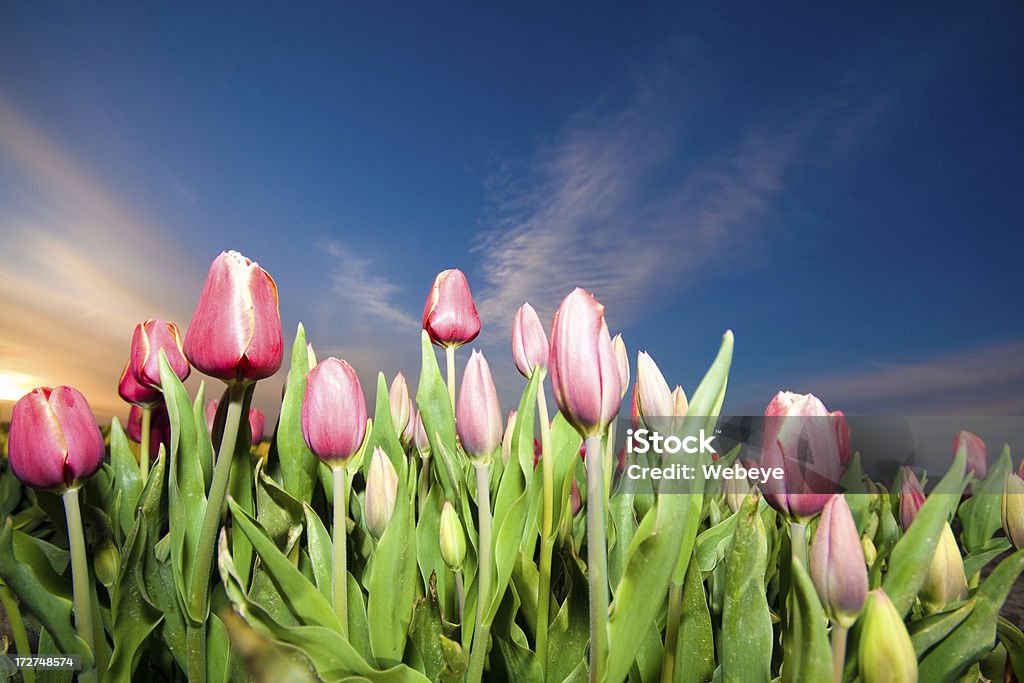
xmin=249 ymin=408 xmax=265 ymax=444
xmin=1002 ymin=473 xmax=1024 ymax=550
xmin=205 ymin=399 xmax=219 ymax=433
xmin=412 ymin=411 xmax=430 ymax=458
xmin=611 ymin=334 xmax=629 ymax=399
xmin=635 ymin=351 xmax=673 ymax=427
xmin=422 ymin=269 xmax=481 ymax=348
xmin=549 ymin=288 xmax=621 ymax=438
xmin=439 ymin=501 xmax=467 ymax=572
xmin=183 ymin=250 xmax=284 ymax=384
xmin=365 ymin=447 xmax=399 ymax=540
xmin=952 ymin=430 xmax=987 ymax=479
xmin=118 ymin=361 xmax=162 ymax=408
xmin=129 ymin=318 xmax=190 ymax=389
xmin=456 ymin=350 xmax=503 ymax=461
xmin=301 ymin=358 xmax=368 ymax=464
xmin=810 ymin=494 xmax=868 ymax=627
xmin=671 ymin=385 xmax=688 ymax=417
xmin=389 ymin=373 xmax=411 ymax=437
xmin=898 ymin=467 xmax=925 ymax=531
xmin=831 ymin=410 xmax=852 ymax=465
xmin=920 ymin=522 xmax=968 ymax=612
xmin=512 ymin=302 xmax=549 ymax=377
xmin=8 ymin=386 xmax=104 ymax=490
xmin=858 ymin=589 xmax=918 ymax=683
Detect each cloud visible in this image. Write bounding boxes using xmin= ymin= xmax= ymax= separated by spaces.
xmin=317 ymin=240 xmax=421 ymax=332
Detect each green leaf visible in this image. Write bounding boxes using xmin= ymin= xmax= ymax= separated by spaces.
xmin=256 ymin=465 xmax=304 ymax=555
xmin=997 ymin=617 xmax=1024 ymax=681
xmin=207 ymin=612 xmax=232 ymax=683
xmin=106 ymin=510 xmax=163 ymax=679
xmin=366 ymin=372 xmax=407 ymax=479
xmin=782 ymin=557 xmax=832 ymax=682
xmin=546 ymin=554 xmax=590 ymax=681
xmin=415 ymin=483 xmax=455 ymax=617
xmin=278 ymin=323 xmax=319 ymax=502
xmin=108 ymin=417 xmax=142 ymax=541
xmin=415 ymin=330 xmax=459 ymax=503
xmin=408 ymin=575 xmax=465 ymax=683
xmin=958 ymin=445 xmax=1012 ymax=554
xmin=674 ymin=554 xmax=715 ymax=683
xmin=695 ymin=510 xmax=740 ymax=573
xmin=302 ymin=503 xmax=333 ymax=604
xmin=909 ymin=601 xmax=972 ymax=656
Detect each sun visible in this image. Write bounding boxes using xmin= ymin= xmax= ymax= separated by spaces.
xmin=0 ymin=372 xmax=39 ymax=402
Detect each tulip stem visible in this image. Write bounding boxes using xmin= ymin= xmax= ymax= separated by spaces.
xmin=139 ymin=406 xmax=152 ymax=481
xmin=455 ymin=571 xmax=466 ymax=623
xmin=445 ymin=346 xmax=457 ymax=411
xmin=0 ymin=582 xmax=35 ymax=683
xmin=467 ymin=462 xmax=492 ymax=683
xmin=535 ymin=384 xmax=554 ymax=669
xmin=333 ymin=465 xmax=349 ymax=638
xmin=790 ymin=521 xmax=809 ymax=571
xmin=62 ymin=487 xmax=95 ymax=669
xmin=831 ymin=624 xmax=848 ymax=683
xmin=187 ymin=382 xmax=246 ymax=683
xmin=661 ymin=582 xmax=684 ymax=683
xmin=585 ymin=434 xmax=609 ymax=683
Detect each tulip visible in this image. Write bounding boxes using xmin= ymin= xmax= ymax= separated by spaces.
xmin=401 ymin=404 xmax=417 ymax=444
xmin=758 ymin=391 xmax=843 ymax=521
xmin=512 ymin=302 xmax=549 ymax=378
xmin=389 ymin=373 xmax=411 ymax=437
xmin=831 ymin=410 xmax=852 ymax=465
xmin=183 ymin=250 xmax=284 ymax=384
xmin=501 ymin=410 xmax=517 ymax=466
xmin=858 ymin=589 xmax=918 ymax=683
xmin=672 ymin=385 xmax=688 ymax=417
xmin=952 ymin=430 xmax=987 ymax=479
xmin=861 ymin=534 xmax=878 ymax=566
xmin=118 ymin=361 xmax=161 ymax=408
xmin=612 ymin=334 xmax=629 ymax=399
xmin=549 ymin=288 xmax=621 ymax=438
xmin=920 ymin=522 xmax=968 ymax=612
xmin=724 ymin=463 xmax=752 ymax=514
xmin=302 ymin=358 xmax=368 ymax=464
xmin=365 ymin=447 xmax=399 ymax=540
xmin=810 ymin=495 xmax=868 ymax=628
xmin=8 ymin=387 xmax=104 ymax=490
xmin=205 ymin=399 xmax=219 ymax=433
xmin=412 ymin=411 xmax=430 ymax=457
xmin=635 ymin=351 xmax=673 ymax=427
xmin=439 ymin=501 xmax=467 ymax=572
xmin=93 ymin=537 xmax=121 ymax=588
xmin=249 ymin=408 xmax=265 ymax=444
xmin=456 ymin=350 xmax=503 ymax=462
xmin=1002 ymin=473 xmax=1024 ymax=550
xmin=422 ymin=269 xmax=481 ymax=348
xmin=570 ymin=478 xmax=582 ymax=516
xmin=129 ymin=318 xmax=190 ymax=389
xmin=898 ymin=467 xmax=926 ymax=531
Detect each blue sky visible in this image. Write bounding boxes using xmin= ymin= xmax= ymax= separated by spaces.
xmin=1 ymin=1 xmax=1022 ymax=421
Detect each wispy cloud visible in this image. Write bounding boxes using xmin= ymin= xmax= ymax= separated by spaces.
xmin=318 ymin=240 xmax=420 ymax=332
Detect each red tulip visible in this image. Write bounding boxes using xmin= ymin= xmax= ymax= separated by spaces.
xmin=549 ymin=288 xmax=621 ymax=438
xmin=898 ymin=467 xmax=925 ymax=531
xmin=758 ymin=391 xmax=843 ymax=521
xmin=183 ymin=250 xmax=284 ymax=384
xmin=810 ymin=494 xmax=868 ymax=627
xmin=301 ymin=358 xmax=368 ymax=463
xmin=8 ymin=387 xmax=104 ymax=490
xmin=118 ymin=361 xmax=161 ymax=408
xmin=456 ymin=350 xmax=503 ymax=461
xmin=249 ymin=408 xmax=265 ymax=444
xmin=129 ymin=318 xmax=190 ymax=389
xmin=512 ymin=303 xmax=548 ymax=377
xmin=952 ymin=430 xmax=987 ymax=479
xmin=127 ymin=404 xmax=171 ymax=458
xmin=422 ymin=269 xmax=481 ymax=348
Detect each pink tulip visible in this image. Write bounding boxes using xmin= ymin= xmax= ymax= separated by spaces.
xmin=183 ymin=251 xmax=284 ymax=384
xmin=810 ymin=495 xmax=868 ymax=627
xmin=422 ymin=269 xmax=481 ymax=348
xmin=635 ymin=351 xmax=673 ymax=425
xmin=898 ymin=467 xmax=925 ymax=531
xmin=831 ymin=410 xmax=852 ymax=466
xmin=127 ymin=404 xmax=171 ymax=458
xmin=549 ymin=288 xmax=621 ymax=437
xmin=118 ymin=361 xmax=161 ymax=408
xmin=389 ymin=373 xmax=411 ymax=437
xmin=8 ymin=387 xmax=104 ymax=490
xmin=612 ymin=334 xmax=629 ymax=399
xmin=456 ymin=350 xmax=503 ymax=461
xmin=758 ymin=391 xmax=843 ymax=521
xmin=205 ymin=399 xmax=219 ymax=433
xmin=512 ymin=303 xmax=548 ymax=377
xmin=412 ymin=411 xmax=430 ymax=457
xmin=672 ymin=385 xmax=688 ymax=417
xmin=301 ymin=358 xmax=368 ymax=463
xmin=249 ymin=408 xmax=265 ymax=444
xmin=952 ymin=430 xmax=987 ymax=479
xmin=129 ymin=318 xmax=190 ymax=389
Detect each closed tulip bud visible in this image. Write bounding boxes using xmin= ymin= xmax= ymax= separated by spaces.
xmin=861 ymin=534 xmax=877 ymax=566
xmin=118 ymin=361 xmax=161 ymax=408
xmin=831 ymin=410 xmax=852 ymax=465
xmin=365 ymin=448 xmax=398 ymax=540
xmin=920 ymin=522 xmax=968 ymax=612
xmin=456 ymin=351 xmax=503 ymax=461
xmin=611 ymin=334 xmax=629 ymax=399
xmin=1002 ymin=473 xmax=1024 ymax=550
xmin=759 ymin=391 xmax=843 ymax=521
xmin=388 ymin=373 xmax=411 ymax=437
xmin=248 ymin=408 xmax=265 ymax=444
xmin=724 ymin=463 xmax=752 ymax=514
xmin=898 ymin=467 xmax=925 ymax=531
xmin=501 ymin=411 xmax=517 ymax=465
xmin=570 ymin=478 xmax=582 ymax=516
xmin=184 ymin=250 xmax=284 ymax=384
xmin=129 ymin=318 xmax=190 ymax=389
xmin=439 ymin=501 xmax=467 ymax=572
xmin=672 ymin=385 xmax=688 ymax=417
xmin=401 ymin=404 xmax=417 ymax=445
xmin=549 ymin=288 xmax=621 ymax=438
xmin=810 ymin=495 xmax=868 ymax=627
xmin=412 ymin=412 xmax=430 ymax=457
xmin=422 ymin=269 xmax=481 ymax=348
xmin=512 ymin=303 xmax=549 ymax=378
xmin=952 ymin=430 xmax=987 ymax=479
xmin=205 ymin=399 xmax=219 ymax=433
xmin=630 ymin=383 xmax=641 ymax=430
xmin=93 ymin=537 xmax=121 ymax=588
xmin=8 ymin=387 xmax=104 ymax=490
xmin=301 ymin=358 xmax=368 ymax=464
xmin=635 ymin=352 xmax=673 ymax=425
xmin=858 ymin=589 xmax=918 ymax=683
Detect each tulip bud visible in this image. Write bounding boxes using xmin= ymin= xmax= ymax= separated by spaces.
xmin=1002 ymin=473 xmax=1024 ymax=550
xmin=456 ymin=351 xmax=503 ymax=462
xmin=611 ymin=334 xmax=629 ymax=400
xmin=422 ymin=269 xmax=481 ymax=348
xmin=248 ymin=408 xmax=265 ymax=444
xmin=672 ymin=385 xmax=688 ymax=417
xmin=301 ymin=358 xmax=368 ymax=464
xmin=810 ymin=495 xmax=868 ymax=627
xmin=400 ymin=404 xmax=417 ymax=445
xmin=512 ymin=303 xmax=549 ymax=378
xmin=630 ymin=383 xmax=641 ymax=430
xmin=724 ymin=463 xmax=752 ymax=514
xmin=365 ymin=447 xmax=398 ymax=540
xmin=549 ymin=288 xmax=621 ymax=438
xmin=758 ymin=391 xmax=843 ymax=521
xmin=920 ymin=522 xmax=967 ymax=612
xmin=93 ymin=537 xmax=121 ymax=588
xmin=129 ymin=318 xmax=190 ymax=389
xmin=501 ymin=411 xmax=517 ymax=466
xmin=184 ymin=250 xmax=284 ymax=384
xmin=205 ymin=399 xmax=219 ymax=433
xmin=830 ymin=410 xmax=852 ymax=465
xmin=898 ymin=467 xmax=925 ymax=531
xmin=439 ymin=501 xmax=467 ymax=572
xmin=388 ymin=373 xmax=411 ymax=437
xmin=8 ymin=387 xmax=105 ymax=490
xmin=952 ymin=430 xmax=987 ymax=479
xmin=412 ymin=411 xmax=431 ymax=457
xmin=858 ymin=589 xmax=918 ymax=683
xmin=118 ymin=361 xmax=161 ymax=408
xmin=570 ymin=478 xmax=582 ymax=516
xmin=861 ymin=534 xmax=877 ymax=566
xmin=635 ymin=352 xmax=673 ymax=426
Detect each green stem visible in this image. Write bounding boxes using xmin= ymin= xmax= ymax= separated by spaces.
xmin=1 ymin=582 xmax=35 ymax=683
xmin=661 ymin=582 xmax=684 ymax=683
xmin=419 ymin=455 xmax=431 ymax=518
xmin=831 ymin=624 xmax=848 ymax=683
xmin=333 ymin=465 xmax=349 ymax=637
xmin=186 ymin=382 xmax=246 ymax=683
xmin=455 ymin=571 xmax=466 ymax=624
xmin=467 ymin=462 xmax=493 ymax=683
xmin=790 ymin=521 xmax=808 ymax=571
xmin=62 ymin=488 xmax=95 ymax=666
xmin=585 ymin=434 xmax=609 ymax=683
xmin=139 ymin=406 xmax=152 ymax=481
xmin=445 ymin=346 xmax=457 ymax=412
xmin=535 ymin=383 xmax=554 ymax=671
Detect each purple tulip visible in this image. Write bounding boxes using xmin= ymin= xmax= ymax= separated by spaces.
xmin=512 ymin=302 xmax=549 ymax=378
xmin=183 ymin=250 xmax=284 ymax=384
xmin=456 ymin=350 xmax=503 ymax=461
xmin=301 ymin=357 xmax=368 ymax=463
xmin=248 ymin=408 xmax=265 ymax=444
xmin=118 ymin=361 xmax=162 ymax=408
xmin=952 ymin=430 xmax=987 ymax=479
xmin=422 ymin=269 xmax=481 ymax=348
xmin=898 ymin=467 xmax=925 ymax=531
xmin=549 ymin=288 xmax=621 ymax=438
xmin=810 ymin=494 xmax=868 ymax=627
xmin=129 ymin=318 xmax=190 ymax=389
xmin=8 ymin=387 xmax=104 ymax=490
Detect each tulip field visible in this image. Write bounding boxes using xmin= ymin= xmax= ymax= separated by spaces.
xmin=2 ymin=249 xmax=1024 ymax=682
